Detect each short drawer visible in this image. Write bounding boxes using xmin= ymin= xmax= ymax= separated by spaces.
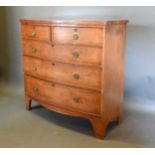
xmin=23 ymin=56 xmax=101 ymax=91
xmin=53 ymin=27 xmax=103 ymax=46
xmin=21 ymin=25 xmax=50 ymax=41
xmin=25 ymin=76 xmax=101 ymax=114
xmin=22 ymin=40 xmax=101 ymax=66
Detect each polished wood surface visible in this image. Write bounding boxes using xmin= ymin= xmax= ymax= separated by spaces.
xmin=23 ymin=56 xmax=101 ymax=91
xmin=20 ymin=18 xmax=128 ymax=27
xmin=22 ymin=40 xmax=102 ymax=66
xmin=21 ymin=25 xmax=51 ymax=41
xmin=25 ymin=76 xmax=101 ymax=114
xmin=20 ymin=19 xmax=128 ymax=139
xmin=102 ymin=24 xmax=127 ymax=124
xmin=53 ymin=27 xmax=103 ymax=46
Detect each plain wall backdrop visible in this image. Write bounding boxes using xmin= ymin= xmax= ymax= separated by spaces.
xmin=0 ymin=6 xmax=155 ymax=109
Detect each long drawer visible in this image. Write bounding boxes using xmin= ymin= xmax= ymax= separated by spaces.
xmin=22 ymin=40 xmax=101 ymax=66
xmin=23 ymin=56 xmax=101 ymax=91
xmin=25 ymin=76 xmax=101 ymax=114
xmin=53 ymin=27 xmax=103 ymax=46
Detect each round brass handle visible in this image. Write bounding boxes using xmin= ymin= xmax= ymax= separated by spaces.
xmin=32 ymin=47 xmax=37 ymax=53
xmin=73 ymin=34 xmax=79 ymax=40
xmin=32 ymin=65 xmax=37 ymax=72
xmin=33 ymin=87 xmax=39 ymax=93
xmin=72 ymin=73 xmax=80 ymax=80
xmin=72 ymin=96 xmax=80 ymax=103
xmin=72 ymin=51 xmax=79 ymax=58
xmin=32 ymin=31 xmax=36 ymax=37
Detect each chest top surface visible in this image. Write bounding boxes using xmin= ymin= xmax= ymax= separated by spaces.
xmin=20 ymin=18 xmax=128 ymax=27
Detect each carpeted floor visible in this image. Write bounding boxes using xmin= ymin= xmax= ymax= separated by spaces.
xmin=0 ymin=82 xmax=155 ymax=147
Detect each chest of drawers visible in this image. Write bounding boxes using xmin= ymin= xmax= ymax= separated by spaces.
xmin=20 ymin=19 xmax=128 ymax=139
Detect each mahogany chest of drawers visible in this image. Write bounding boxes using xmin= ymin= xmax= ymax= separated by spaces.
xmin=20 ymin=19 xmax=128 ymax=139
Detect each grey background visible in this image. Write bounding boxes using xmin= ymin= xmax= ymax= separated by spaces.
xmin=0 ymin=6 xmax=155 ymax=110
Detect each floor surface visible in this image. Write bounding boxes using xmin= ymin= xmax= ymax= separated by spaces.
xmin=0 ymin=82 xmax=155 ymax=147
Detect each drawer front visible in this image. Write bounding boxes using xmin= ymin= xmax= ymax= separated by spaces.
xmin=21 ymin=25 xmax=50 ymax=41
xmin=25 ymin=76 xmax=101 ymax=114
xmin=53 ymin=27 xmax=103 ymax=46
xmin=23 ymin=56 xmax=101 ymax=90
xmin=22 ymin=40 xmax=101 ymax=65
xmin=22 ymin=40 xmax=51 ymax=58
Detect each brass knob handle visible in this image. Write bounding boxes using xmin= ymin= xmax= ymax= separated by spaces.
xmin=72 ymin=73 xmax=80 ymax=80
xmin=73 ymin=34 xmax=79 ymax=40
xmin=32 ymin=31 xmax=36 ymax=37
xmin=72 ymin=51 xmax=79 ymax=58
xmin=33 ymin=87 xmax=39 ymax=93
xmin=72 ymin=96 xmax=80 ymax=103
xmin=32 ymin=65 xmax=37 ymax=72
xmin=32 ymin=47 xmax=37 ymax=53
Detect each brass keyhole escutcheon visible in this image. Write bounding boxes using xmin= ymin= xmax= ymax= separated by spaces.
xmin=32 ymin=65 xmax=37 ymax=72
xmin=72 ymin=51 xmax=79 ymax=59
xmin=51 ymin=44 xmax=55 ymax=47
xmin=33 ymin=87 xmax=39 ymax=93
xmin=73 ymin=34 xmax=79 ymax=40
xmin=32 ymin=31 xmax=36 ymax=37
xmin=51 ymin=82 xmax=55 ymax=87
xmin=74 ymin=28 xmax=78 ymax=32
xmin=32 ymin=47 xmax=37 ymax=53
xmin=72 ymin=73 xmax=80 ymax=80
xmin=72 ymin=96 xmax=80 ymax=103
xmin=51 ymin=62 xmax=55 ymax=66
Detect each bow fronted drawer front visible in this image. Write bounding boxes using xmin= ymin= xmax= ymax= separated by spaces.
xmin=23 ymin=56 xmax=101 ymax=91
xmin=22 ymin=40 xmax=102 ymax=66
xmin=25 ymin=76 xmax=101 ymax=115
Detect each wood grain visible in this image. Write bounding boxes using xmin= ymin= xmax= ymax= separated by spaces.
xmin=22 ymin=40 xmax=102 ymax=66
xmin=25 ymin=76 xmax=101 ymax=114
xmin=53 ymin=27 xmax=103 ymax=46
xmin=20 ymin=19 xmax=128 ymax=139
xmin=20 ymin=19 xmax=128 ymax=28
xmin=101 ymin=23 xmax=127 ymax=124
xmin=21 ymin=25 xmax=51 ymax=41
xmin=25 ymin=95 xmax=32 ymax=111
xmin=23 ymin=56 xmax=101 ymax=91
